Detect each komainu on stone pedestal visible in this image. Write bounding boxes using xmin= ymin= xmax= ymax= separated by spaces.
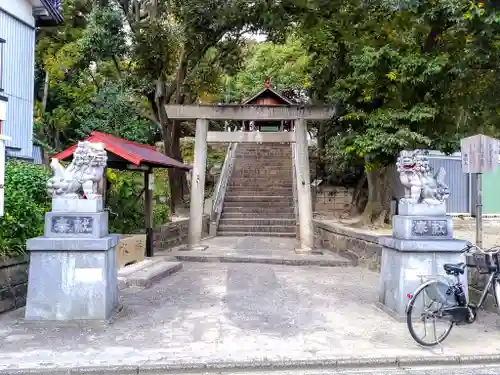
xmin=377 ymin=149 xmax=467 ymax=320
xmin=46 ymin=141 xmax=107 ymax=200
xmin=396 ymin=149 xmax=450 ymax=206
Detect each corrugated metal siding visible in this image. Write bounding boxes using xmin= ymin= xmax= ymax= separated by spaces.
xmin=32 ymin=144 xmax=43 ymax=164
xmin=0 ymin=10 xmax=35 ymax=159
xmin=392 ymin=152 xmax=471 ymax=215
xmin=427 ymin=156 xmax=470 ymax=214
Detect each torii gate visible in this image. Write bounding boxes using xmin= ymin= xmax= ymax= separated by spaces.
xmin=165 ymin=104 xmax=335 ymax=252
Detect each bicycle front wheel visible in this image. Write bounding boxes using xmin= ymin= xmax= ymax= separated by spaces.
xmin=406 ymin=280 xmax=455 ymax=347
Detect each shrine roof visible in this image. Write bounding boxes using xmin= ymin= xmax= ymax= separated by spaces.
xmin=52 ymin=131 xmax=191 ymax=171
xmin=242 ymin=87 xmax=294 ymax=106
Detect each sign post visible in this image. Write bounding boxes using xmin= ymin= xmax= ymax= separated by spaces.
xmin=461 ymin=134 xmax=499 ymax=249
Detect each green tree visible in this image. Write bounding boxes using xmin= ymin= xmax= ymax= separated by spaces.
xmin=94 ymin=0 xmax=286 ymax=212
xmin=223 ymin=35 xmax=311 ymax=103
xmin=292 ymin=0 xmax=500 ymax=226
xmin=35 ymin=1 xmax=158 ymax=157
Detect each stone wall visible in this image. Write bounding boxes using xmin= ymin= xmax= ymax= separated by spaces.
xmin=0 ymin=256 xmax=29 ymax=314
xmin=314 ymin=220 xmax=382 ymax=272
xmin=153 ymin=216 xmax=209 ymax=250
xmin=313 ymin=186 xmax=355 ymax=216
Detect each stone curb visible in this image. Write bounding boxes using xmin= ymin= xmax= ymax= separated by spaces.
xmin=313 ymin=220 xmax=380 ymax=244
xmin=2 ymin=354 xmax=500 ymax=374
xmin=173 ymin=253 xmax=352 ymax=267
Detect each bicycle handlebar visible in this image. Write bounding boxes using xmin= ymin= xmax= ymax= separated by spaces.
xmin=463 ymin=243 xmax=500 ymax=255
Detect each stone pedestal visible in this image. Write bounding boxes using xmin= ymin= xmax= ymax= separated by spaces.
xmin=25 ymin=198 xmax=119 ymax=321
xmin=378 ymin=202 xmax=469 ymax=320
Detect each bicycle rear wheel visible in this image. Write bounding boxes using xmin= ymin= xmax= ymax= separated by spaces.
xmin=406 ymin=280 xmax=455 ymax=347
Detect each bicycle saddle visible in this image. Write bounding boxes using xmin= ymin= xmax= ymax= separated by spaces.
xmin=443 ymin=262 xmax=466 ymax=275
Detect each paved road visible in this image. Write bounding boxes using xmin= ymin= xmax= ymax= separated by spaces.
xmin=1 ymin=261 xmax=500 ymax=372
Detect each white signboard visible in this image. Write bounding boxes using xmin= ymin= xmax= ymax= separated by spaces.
xmin=148 ymin=173 xmax=155 ymax=191
xmin=460 ymin=134 xmax=499 ymax=174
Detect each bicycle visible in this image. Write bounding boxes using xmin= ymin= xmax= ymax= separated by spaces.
xmin=406 ymin=243 xmax=500 ymax=347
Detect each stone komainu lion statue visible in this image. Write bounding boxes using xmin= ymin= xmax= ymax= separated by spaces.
xmin=396 ymin=149 xmax=450 ymax=206
xmin=47 ymin=141 xmax=107 ymax=199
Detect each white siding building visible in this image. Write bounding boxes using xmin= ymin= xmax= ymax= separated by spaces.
xmin=0 ymin=0 xmax=62 ymax=161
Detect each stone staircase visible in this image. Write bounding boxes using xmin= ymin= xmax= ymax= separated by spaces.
xmin=218 ymin=143 xmax=296 ymax=237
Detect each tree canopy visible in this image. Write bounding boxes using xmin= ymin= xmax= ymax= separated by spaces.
xmin=35 ymin=0 xmax=500 ymax=224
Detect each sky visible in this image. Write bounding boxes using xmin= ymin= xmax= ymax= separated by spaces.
xmin=245 ymin=32 xmax=267 ymax=42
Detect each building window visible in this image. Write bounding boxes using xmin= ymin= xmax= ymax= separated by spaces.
xmin=0 ymin=38 xmax=4 ymax=92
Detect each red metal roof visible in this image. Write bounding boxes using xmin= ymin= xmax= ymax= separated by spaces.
xmin=52 ymin=131 xmax=191 ymax=170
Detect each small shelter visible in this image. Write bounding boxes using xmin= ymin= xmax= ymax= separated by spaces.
xmin=53 ymin=131 xmax=191 ymax=257
xmin=241 ymin=78 xmax=294 ymax=132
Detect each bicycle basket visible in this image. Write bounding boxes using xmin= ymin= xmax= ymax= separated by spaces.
xmin=472 ymin=252 xmax=499 ymax=274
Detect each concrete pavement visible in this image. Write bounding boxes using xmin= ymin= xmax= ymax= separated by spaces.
xmin=1 ymin=262 xmax=500 ymax=373
xmin=163 ymin=236 xmax=351 ymax=266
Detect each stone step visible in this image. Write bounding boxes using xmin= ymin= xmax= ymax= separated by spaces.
xmin=234 ymin=162 xmax=291 ymax=164
xmin=234 ymin=162 xmax=292 ymax=166
xmin=221 ymin=206 xmax=295 ymax=215
xmin=235 ymin=150 xmax=292 ymax=155
xmin=118 ymin=257 xmax=182 ymax=289
xmin=225 ymin=191 xmax=294 ymax=196
xmin=236 ymin=147 xmax=292 ymax=152
xmin=236 ymin=160 xmax=292 ymax=162
xmin=231 ymin=176 xmax=293 ymax=180
xmin=227 ymin=187 xmax=294 ymax=192
xmin=232 ymin=169 xmax=292 ymax=174
xmin=229 ymin=177 xmax=293 ymax=182
xmin=219 ymin=218 xmax=296 ymax=226
xmin=223 ymin=201 xmax=293 ymax=208
xmin=221 ymin=213 xmax=295 ymax=220
xmin=226 ymin=186 xmax=294 ymax=192
xmin=218 ymin=224 xmax=296 ymax=234
xmin=224 ymin=195 xmax=294 ymax=203
xmin=231 ymin=174 xmax=292 ymax=179
xmin=228 ymin=182 xmax=294 ymax=188
xmin=171 ymin=250 xmax=352 ymax=268
xmin=233 ymin=163 xmax=292 ymax=167
xmin=216 ymin=231 xmax=296 ymax=238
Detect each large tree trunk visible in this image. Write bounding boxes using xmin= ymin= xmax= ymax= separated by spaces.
xmin=168 ymin=120 xmax=185 ymax=213
xmin=155 ymin=85 xmax=179 ymax=214
xmin=349 ymin=173 xmax=367 ymax=216
xmin=316 ymin=120 xmax=327 ymax=179
xmin=167 ymin=53 xmax=190 ymax=212
xmin=354 ymin=164 xmax=392 ymax=228
xmin=373 ymin=165 xmax=392 ymax=227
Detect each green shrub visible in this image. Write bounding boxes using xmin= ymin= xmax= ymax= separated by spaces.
xmin=0 ymin=162 xmax=171 ymax=257
xmin=0 ymin=161 xmax=50 ymax=258
xmin=106 ymin=169 xmax=170 ymax=234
